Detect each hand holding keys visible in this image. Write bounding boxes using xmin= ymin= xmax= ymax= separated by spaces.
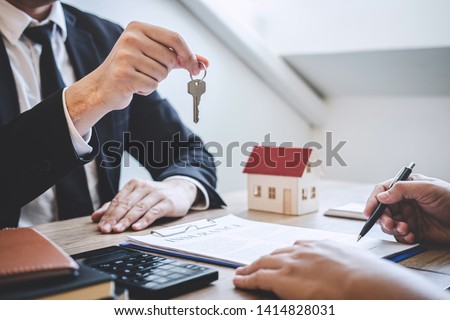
xmin=188 ymin=62 xmax=207 ymax=123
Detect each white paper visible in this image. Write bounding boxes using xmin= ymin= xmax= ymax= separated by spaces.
xmin=127 ymin=215 xmax=419 ymax=266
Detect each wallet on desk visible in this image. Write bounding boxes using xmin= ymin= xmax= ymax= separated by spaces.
xmin=0 ymin=228 xmax=79 ymax=287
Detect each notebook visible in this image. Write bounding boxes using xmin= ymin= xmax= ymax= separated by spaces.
xmin=0 ymin=228 xmax=78 ymax=286
xmin=126 ymin=215 xmax=421 ymax=268
xmin=1 ymin=263 xmax=115 ymax=300
xmin=324 ymin=202 xmax=368 ymax=220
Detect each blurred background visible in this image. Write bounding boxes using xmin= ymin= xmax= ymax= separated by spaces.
xmin=65 ymin=0 xmax=450 ymax=193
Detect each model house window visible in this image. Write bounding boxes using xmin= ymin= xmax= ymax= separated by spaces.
xmin=311 ymin=186 xmax=316 ymax=199
xmin=253 ymin=185 xmax=261 ymax=197
xmin=268 ymin=187 xmax=276 ymax=199
xmin=302 ymin=188 xmax=308 ymax=201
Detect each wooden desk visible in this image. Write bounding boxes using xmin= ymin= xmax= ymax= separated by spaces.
xmin=34 ymin=180 xmax=450 ymax=299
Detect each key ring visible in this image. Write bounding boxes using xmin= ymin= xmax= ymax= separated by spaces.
xmin=190 ymin=61 xmax=207 ymax=81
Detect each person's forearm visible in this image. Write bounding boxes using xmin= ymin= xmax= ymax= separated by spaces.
xmin=348 ymin=261 xmax=448 ymax=299
xmin=65 ymin=72 xmax=111 ymax=137
xmin=65 ymin=21 xmax=207 ymax=138
xmin=0 ymin=92 xmax=99 ymax=227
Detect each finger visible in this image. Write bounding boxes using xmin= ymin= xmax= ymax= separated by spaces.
xmin=270 ymin=246 xmax=296 ymax=255
xmin=392 ymin=221 xmax=411 ymax=236
xmin=98 ymin=182 xmax=142 ymax=233
xmin=134 ymin=22 xmax=200 ymax=75
xmin=133 ymin=52 xmax=170 ymax=83
xmin=91 ymin=202 xmax=110 ymax=222
xmin=379 ymin=222 xmax=415 ymax=243
xmin=138 ymin=35 xmax=178 ymax=71
xmin=408 ymin=173 xmax=434 ymax=182
xmin=379 ymin=214 xmax=411 ymax=237
xmin=114 ymin=45 xmax=168 ymax=88
xmin=130 ymin=199 xmax=171 ymax=231
xmin=108 ymin=54 xmax=160 ymax=96
xmin=376 ymin=180 xmax=430 ymax=205
xmin=134 ymin=72 xmax=159 ymax=96
xmin=116 ymin=193 xmax=164 ymax=231
xmin=364 ymin=181 xmax=391 ymax=217
xmin=233 ymin=269 xmax=278 ymax=292
xmin=292 ymin=240 xmax=316 ymax=247
xmin=118 ymin=30 xmax=177 ymax=73
xmin=235 ymin=254 xmax=286 ymax=276
xmin=127 ymin=192 xmax=164 ymax=231
xmin=394 ymin=232 xmax=416 ymax=244
xmin=378 ymin=214 xmax=397 ymax=235
xmin=195 ymin=54 xmax=209 ymax=69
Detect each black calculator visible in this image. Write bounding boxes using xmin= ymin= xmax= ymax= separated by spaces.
xmin=72 ymin=246 xmax=218 ymax=299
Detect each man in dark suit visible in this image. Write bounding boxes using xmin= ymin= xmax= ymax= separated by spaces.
xmin=0 ymin=0 xmax=224 ymax=231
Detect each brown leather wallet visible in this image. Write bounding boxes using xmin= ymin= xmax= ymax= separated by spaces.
xmin=0 ymin=228 xmax=79 ymax=286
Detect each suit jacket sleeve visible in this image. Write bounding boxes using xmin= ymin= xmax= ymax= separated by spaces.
xmin=127 ymin=93 xmax=226 ymax=208
xmin=0 ymin=91 xmax=99 ymax=227
xmin=61 ymin=3 xmax=225 ymax=208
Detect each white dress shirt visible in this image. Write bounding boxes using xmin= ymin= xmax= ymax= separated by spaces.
xmin=0 ymin=0 xmax=208 ymax=227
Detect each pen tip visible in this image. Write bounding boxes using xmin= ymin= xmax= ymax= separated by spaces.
xmin=357 ymin=235 xmax=361 ymax=242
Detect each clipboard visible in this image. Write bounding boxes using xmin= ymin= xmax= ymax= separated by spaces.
xmin=385 ymin=245 xmax=426 ymax=263
xmin=149 ymin=219 xmax=217 ymax=237
xmin=122 ymin=217 xmax=241 ymax=267
xmin=120 ymin=243 xmax=241 ymax=268
xmin=124 ymin=215 xmax=423 ymax=268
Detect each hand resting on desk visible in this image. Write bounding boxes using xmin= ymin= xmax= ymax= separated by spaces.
xmin=233 ymin=240 xmax=446 ymax=299
xmin=91 ymin=178 xmax=197 ymax=233
xmin=364 ymin=174 xmax=450 ymax=244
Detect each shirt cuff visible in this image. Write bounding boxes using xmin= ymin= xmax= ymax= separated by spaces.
xmin=62 ymin=87 xmax=93 ymax=157
xmin=164 ymin=176 xmax=210 ymax=210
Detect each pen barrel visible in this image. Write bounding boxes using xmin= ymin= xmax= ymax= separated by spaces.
xmin=359 ymin=202 xmax=387 ymax=238
xmin=397 ymin=168 xmax=413 ymax=182
xmin=358 ymin=163 xmax=414 ymax=239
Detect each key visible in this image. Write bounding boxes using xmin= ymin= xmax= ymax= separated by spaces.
xmin=188 ymin=80 xmax=206 ymax=123
xmin=188 ymin=79 xmax=206 ymax=123
xmin=187 ymin=62 xmax=207 ymax=123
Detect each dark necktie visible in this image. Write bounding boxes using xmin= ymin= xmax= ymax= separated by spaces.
xmin=24 ymin=23 xmax=94 ymax=219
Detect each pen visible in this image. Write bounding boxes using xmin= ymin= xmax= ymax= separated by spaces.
xmin=357 ymin=162 xmax=415 ymax=242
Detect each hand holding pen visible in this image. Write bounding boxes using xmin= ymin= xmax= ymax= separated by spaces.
xmin=358 ymin=162 xmax=415 ymax=241
xmin=362 ymin=172 xmax=450 ymax=244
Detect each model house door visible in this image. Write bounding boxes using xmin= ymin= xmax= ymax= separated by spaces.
xmin=283 ymin=189 xmax=292 ymax=214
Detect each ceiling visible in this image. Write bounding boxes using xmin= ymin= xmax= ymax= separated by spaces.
xmin=284 ymin=47 xmax=450 ymax=97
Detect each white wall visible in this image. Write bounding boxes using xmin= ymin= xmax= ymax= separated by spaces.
xmin=213 ymin=0 xmax=450 ymax=184
xmin=63 ymin=0 xmax=450 ymax=189
xmin=215 ymin=0 xmax=450 ymax=54
xmin=312 ymin=96 xmax=450 ymax=184
xmin=64 ymin=0 xmax=311 ymax=193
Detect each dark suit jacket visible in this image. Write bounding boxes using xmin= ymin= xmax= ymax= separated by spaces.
xmin=0 ymin=4 xmax=224 ymax=228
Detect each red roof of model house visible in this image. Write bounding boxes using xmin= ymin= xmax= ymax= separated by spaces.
xmin=243 ymin=146 xmax=313 ymax=177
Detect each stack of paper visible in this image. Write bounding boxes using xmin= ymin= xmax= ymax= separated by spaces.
xmin=126 ymin=215 xmax=420 ymax=267
xmin=324 ymin=202 xmax=367 ymax=220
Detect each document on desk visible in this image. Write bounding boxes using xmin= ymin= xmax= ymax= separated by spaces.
xmin=126 ymin=215 xmax=420 ymax=268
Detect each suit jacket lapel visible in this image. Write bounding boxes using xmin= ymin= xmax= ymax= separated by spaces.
xmin=0 ymin=38 xmax=20 ymax=125
xmin=64 ymin=10 xmax=101 ymax=79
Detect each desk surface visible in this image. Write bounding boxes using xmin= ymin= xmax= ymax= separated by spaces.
xmin=34 ymin=180 xmax=450 ymax=299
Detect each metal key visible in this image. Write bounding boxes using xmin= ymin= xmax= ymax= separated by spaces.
xmin=187 ymin=63 xmax=207 ymax=123
xmin=188 ymin=79 xmax=206 ymax=123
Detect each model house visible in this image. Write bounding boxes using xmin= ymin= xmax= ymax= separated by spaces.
xmin=243 ymin=146 xmax=319 ymax=215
